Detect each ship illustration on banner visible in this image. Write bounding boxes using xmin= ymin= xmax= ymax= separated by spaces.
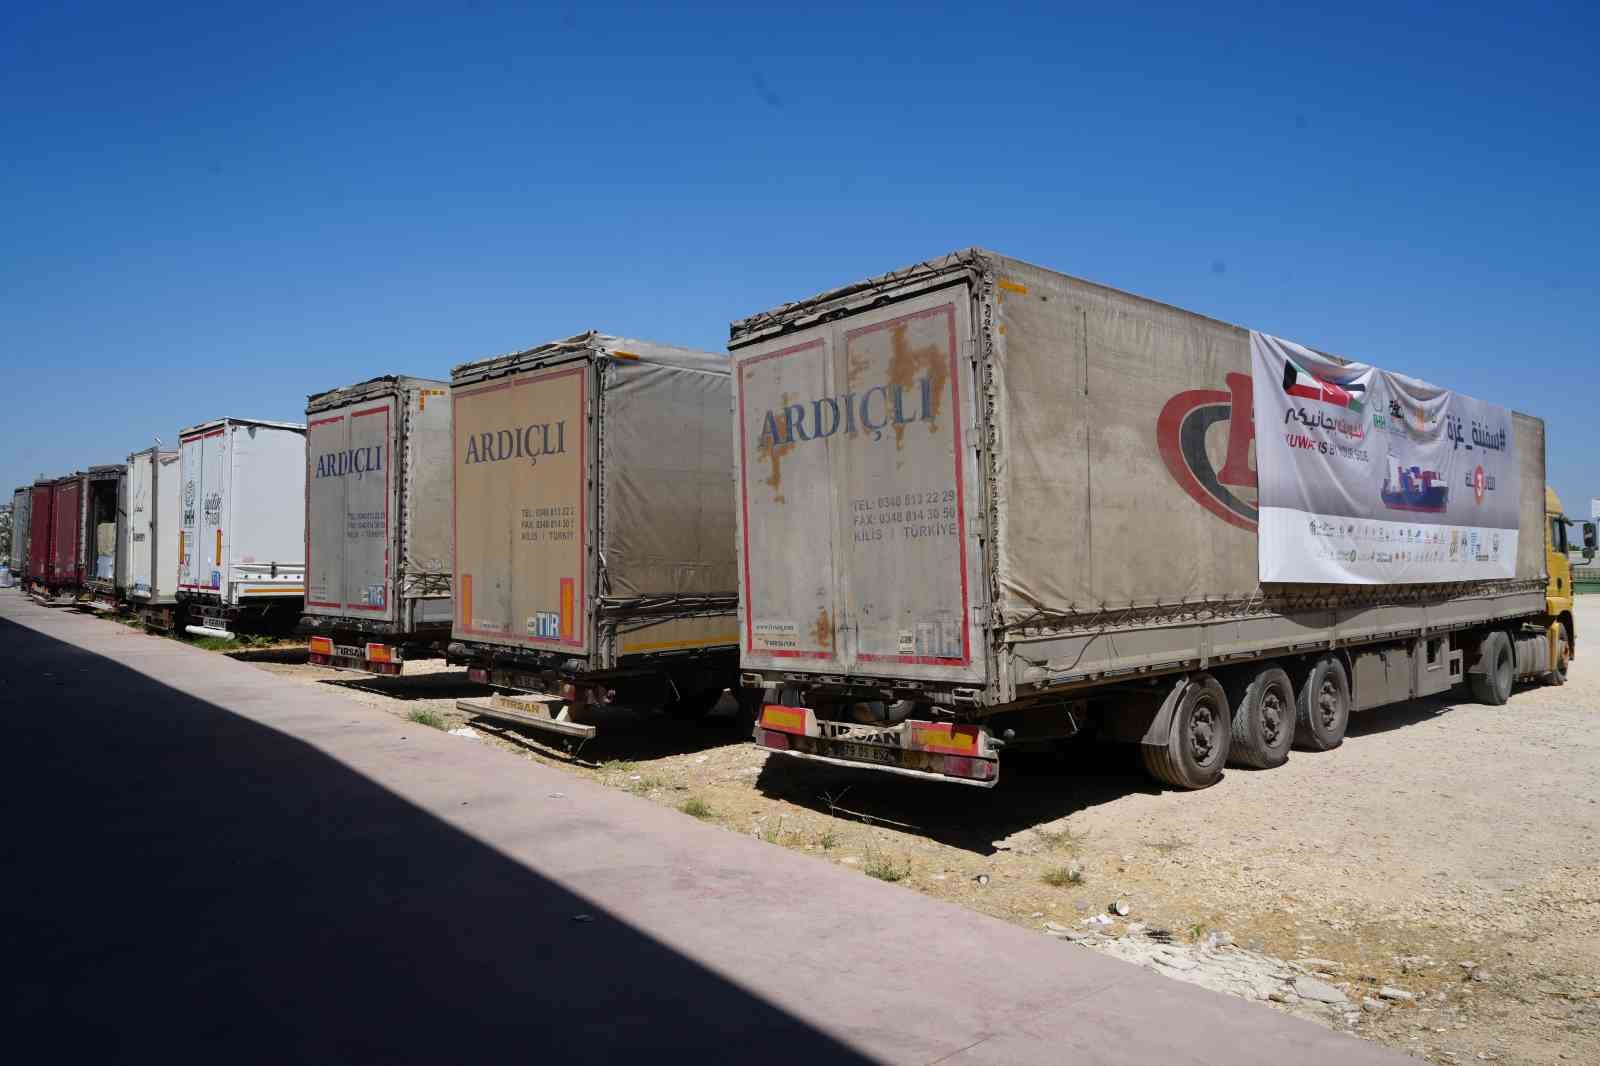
xmin=1381 ymin=451 xmax=1449 ymax=513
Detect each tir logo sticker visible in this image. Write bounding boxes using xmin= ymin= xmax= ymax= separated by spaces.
xmin=1156 ymin=372 xmax=1259 ymax=532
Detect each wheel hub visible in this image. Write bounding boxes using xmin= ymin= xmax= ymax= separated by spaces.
xmin=1261 ymin=691 xmax=1284 ymax=744
xmin=1190 ymin=703 xmax=1216 ymax=761
xmin=1317 ymin=680 xmax=1338 ymax=729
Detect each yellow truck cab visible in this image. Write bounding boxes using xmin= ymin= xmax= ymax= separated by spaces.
xmin=1545 ymin=488 xmax=1596 ymax=677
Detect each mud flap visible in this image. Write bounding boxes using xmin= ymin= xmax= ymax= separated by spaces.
xmin=1095 ymin=677 xmax=1188 ymax=747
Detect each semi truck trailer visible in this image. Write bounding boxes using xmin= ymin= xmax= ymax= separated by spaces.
xmin=303 ymin=375 xmax=453 ymax=675
xmin=177 ymin=417 xmax=307 ymax=638
xmin=8 ymin=486 xmax=31 ymax=582
xmin=125 ymin=448 xmax=182 ymax=629
xmin=731 ymin=248 xmax=1574 ymax=790
xmin=450 ymin=332 xmax=749 ymax=740
xmin=29 ymin=473 xmax=84 ymax=605
xmin=80 ymin=463 xmax=128 ymax=611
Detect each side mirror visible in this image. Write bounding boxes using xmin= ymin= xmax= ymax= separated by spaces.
xmin=1584 ymin=521 xmax=1597 ymax=559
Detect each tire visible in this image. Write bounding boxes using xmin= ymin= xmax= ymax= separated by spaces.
xmin=1294 ymin=656 xmax=1350 ymax=752
xmin=1226 ymin=666 xmax=1295 ymax=769
xmin=733 ymin=686 xmax=765 ymax=733
xmin=1141 ymin=674 xmax=1231 ymax=790
xmin=1468 ymin=630 xmax=1514 ymax=705
xmin=664 ymin=683 xmax=726 ymax=720
xmin=1547 ymin=626 xmax=1571 ymax=686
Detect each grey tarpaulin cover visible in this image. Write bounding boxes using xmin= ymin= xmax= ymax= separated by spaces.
xmin=600 ymin=344 xmax=737 ymax=601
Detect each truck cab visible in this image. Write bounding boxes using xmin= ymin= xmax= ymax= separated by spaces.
xmin=1545 ymin=488 xmax=1593 ymax=677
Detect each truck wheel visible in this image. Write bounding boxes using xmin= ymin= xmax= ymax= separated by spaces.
xmin=734 ymin=686 xmax=764 ymax=733
xmin=1226 ymin=666 xmax=1295 ymax=769
xmin=1294 ymin=656 xmax=1350 ymax=752
xmin=1469 ymin=631 xmax=1514 ymax=705
xmin=665 ymin=685 xmax=726 ymax=720
xmin=1547 ymin=627 xmax=1570 ymax=686
xmin=1141 ymin=675 xmax=1231 ymax=790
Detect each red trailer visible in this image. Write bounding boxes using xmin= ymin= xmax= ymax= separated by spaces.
xmin=43 ymin=473 xmax=85 ymax=600
xmin=26 ymin=480 xmax=56 ymax=593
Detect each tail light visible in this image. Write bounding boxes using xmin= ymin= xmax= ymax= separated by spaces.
xmin=365 ymin=643 xmax=393 ymax=664
xmin=757 ymin=729 xmax=791 ymax=751
xmin=942 ymin=755 xmax=997 ymax=781
xmin=308 ymin=636 xmax=333 ymax=656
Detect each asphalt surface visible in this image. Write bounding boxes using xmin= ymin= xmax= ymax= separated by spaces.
xmin=0 ymin=591 xmax=1415 ymax=1065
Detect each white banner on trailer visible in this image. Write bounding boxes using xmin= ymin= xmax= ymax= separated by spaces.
xmin=1251 ymin=331 xmax=1520 ymax=584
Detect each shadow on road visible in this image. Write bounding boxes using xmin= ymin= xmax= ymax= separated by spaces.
xmin=754 ymin=738 xmax=1162 ymax=855
xmin=319 ymin=667 xmax=490 ymax=701
xmin=0 ymin=611 xmax=871 ymax=1064
xmin=471 ymin=697 xmax=751 ymax=767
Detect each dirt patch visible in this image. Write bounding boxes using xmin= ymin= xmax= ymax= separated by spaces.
xmin=885 ymin=321 xmax=948 ymax=448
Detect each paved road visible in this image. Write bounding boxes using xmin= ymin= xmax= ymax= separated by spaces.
xmin=0 ymin=592 xmax=1414 ymax=1064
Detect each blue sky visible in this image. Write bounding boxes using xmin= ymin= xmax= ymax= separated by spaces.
xmin=2 ymin=2 xmax=1596 ymax=514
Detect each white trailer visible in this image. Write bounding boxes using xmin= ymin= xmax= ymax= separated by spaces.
xmin=177 ymin=417 xmax=307 ymax=638
xmin=302 ymin=375 xmax=453 ymax=674
xmin=8 ymin=486 xmax=30 ymax=579
xmin=125 ymin=447 xmax=181 ymax=628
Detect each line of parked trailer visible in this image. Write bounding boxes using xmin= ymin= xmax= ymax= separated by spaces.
xmin=7 ymin=248 xmax=1598 ymax=791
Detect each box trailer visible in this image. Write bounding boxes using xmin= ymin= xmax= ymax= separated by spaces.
xmin=302 ymin=375 xmax=453 ymax=675
xmin=8 ymin=486 xmax=30 ymax=580
xmin=125 ymin=448 xmax=181 ymax=629
xmin=449 ymin=332 xmax=750 ymax=739
xmin=26 ymin=480 xmax=57 ymax=597
xmin=33 ymin=473 xmax=86 ymax=603
xmin=177 ymin=417 xmax=307 ymax=637
xmin=732 ymin=249 xmax=1569 ymax=789
xmin=81 ymin=463 xmax=128 ymax=610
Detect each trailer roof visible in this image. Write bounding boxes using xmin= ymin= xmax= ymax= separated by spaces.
xmin=728 ymin=247 xmax=1347 ymax=360
xmin=306 ymin=374 xmax=449 ymax=413
xmin=452 ymin=331 xmax=728 ymax=387
xmin=179 ymin=416 xmax=306 ymax=438
xmin=125 ymin=446 xmax=178 ymax=462
xmin=86 ymin=464 xmax=125 ymax=479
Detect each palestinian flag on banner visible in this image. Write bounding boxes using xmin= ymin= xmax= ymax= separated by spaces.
xmin=1282 ymin=356 xmax=1365 ymax=412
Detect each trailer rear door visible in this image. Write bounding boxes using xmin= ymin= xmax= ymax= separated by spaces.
xmin=179 ymin=427 xmax=227 ymax=592
xmin=307 ymin=398 xmax=398 ymax=620
xmin=127 ymin=455 xmax=155 ymax=597
xmin=734 ymin=285 xmax=985 ymax=687
xmin=51 ymin=478 xmax=82 ymax=585
xmin=452 ymin=360 xmax=591 ymax=654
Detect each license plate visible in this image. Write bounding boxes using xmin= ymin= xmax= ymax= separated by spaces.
xmin=335 ymin=645 xmax=363 ymax=659
xmin=823 ymin=739 xmax=903 ymax=766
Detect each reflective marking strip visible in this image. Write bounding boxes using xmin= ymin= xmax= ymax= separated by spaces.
xmin=215 ymin=529 xmax=223 ymax=564
xmin=461 ymin=574 xmax=472 ymax=628
xmin=560 ymin=577 xmax=575 ymax=640
xmin=760 ymin=706 xmax=807 ymax=735
xmin=308 ymin=636 xmax=334 ymax=655
xmin=997 ymin=278 xmax=1027 ymax=294
xmin=619 ymin=634 xmax=740 ymax=654
xmin=909 ymin=722 xmax=980 ymax=756
xmin=610 ymin=350 xmax=641 ymax=361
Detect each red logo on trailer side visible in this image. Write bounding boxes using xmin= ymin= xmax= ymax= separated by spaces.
xmin=1155 ymin=372 xmax=1259 ymax=532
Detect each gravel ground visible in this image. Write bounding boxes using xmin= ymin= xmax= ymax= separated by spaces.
xmin=238 ymin=605 xmax=1600 ymax=1066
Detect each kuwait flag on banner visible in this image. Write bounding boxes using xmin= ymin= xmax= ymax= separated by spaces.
xmin=1282 ymin=356 xmax=1365 ymax=412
